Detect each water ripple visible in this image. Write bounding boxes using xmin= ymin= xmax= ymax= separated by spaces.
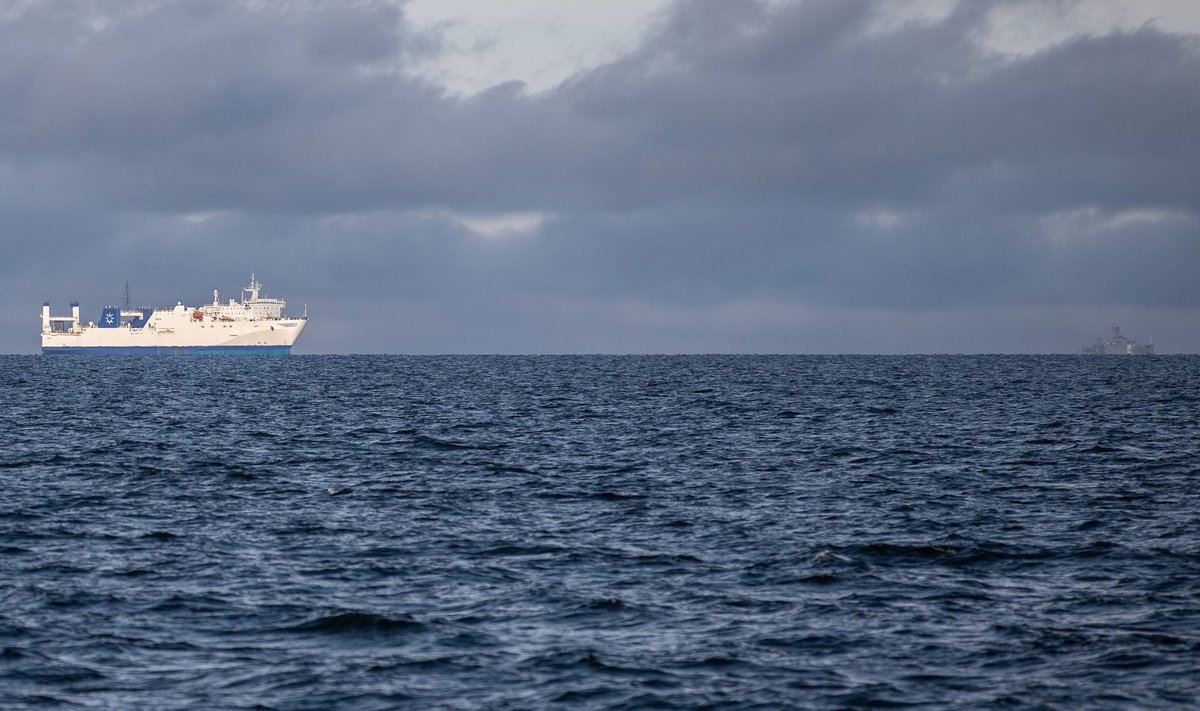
xmin=1 ymin=354 xmax=1198 ymax=708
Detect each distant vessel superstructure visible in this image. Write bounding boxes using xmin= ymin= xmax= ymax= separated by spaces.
xmin=1080 ymin=326 xmax=1153 ymax=355
xmin=41 ymin=274 xmax=306 ymax=354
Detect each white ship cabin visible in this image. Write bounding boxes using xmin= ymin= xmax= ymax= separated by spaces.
xmin=201 ymin=274 xmax=286 ymax=322
xmin=41 ymin=274 xmax=297 ymax=333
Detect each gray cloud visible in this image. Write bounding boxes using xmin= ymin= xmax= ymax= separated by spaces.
xmin=1 ymin=0 xmax=1198 ymax=353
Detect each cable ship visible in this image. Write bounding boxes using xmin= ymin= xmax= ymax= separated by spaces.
xmin=41 ymin=274 xmax=306 ymax=355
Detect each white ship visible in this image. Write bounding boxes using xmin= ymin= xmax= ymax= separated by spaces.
xmin=41 ymin=274 xmax=307 ymax=355
xmin=1080 ymin=326 xmax=1153 ymax=355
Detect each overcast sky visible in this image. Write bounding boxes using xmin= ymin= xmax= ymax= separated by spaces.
xmin=4 ymin=0 xmax=1198 ymax=353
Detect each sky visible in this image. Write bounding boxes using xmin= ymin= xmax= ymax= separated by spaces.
xmin=3 ymin=0 xmax=1198 ymax=354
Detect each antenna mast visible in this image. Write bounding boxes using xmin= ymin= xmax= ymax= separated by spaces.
xmin=123 ymin=281 xmax=131 ymax=310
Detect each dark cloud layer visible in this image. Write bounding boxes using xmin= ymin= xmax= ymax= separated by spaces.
xmin=2 ymin=0 xmax=1197 ymax=353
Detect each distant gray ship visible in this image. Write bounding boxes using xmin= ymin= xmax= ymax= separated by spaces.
xmin=1081 ymin=326 xmax=1153 ymax=355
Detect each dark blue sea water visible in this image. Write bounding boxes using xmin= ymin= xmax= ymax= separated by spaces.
xmin=2 ymin=355 xmax=1199 ymax=709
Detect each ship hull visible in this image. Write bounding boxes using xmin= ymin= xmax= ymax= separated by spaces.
xmin=41 ymin=345 xmax=292 ymax=355
xmin=41 ymin=317 xmax=305 ymax=354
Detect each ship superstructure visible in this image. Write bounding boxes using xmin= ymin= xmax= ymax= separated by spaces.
xmin=41 ymin=274 xmax=306 ymax=354
xmin=1080 ymin=326 xmax=1153 ymax=355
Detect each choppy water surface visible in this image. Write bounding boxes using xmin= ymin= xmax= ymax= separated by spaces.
xmin=2 ymin=355 xmax=1199 ymax=709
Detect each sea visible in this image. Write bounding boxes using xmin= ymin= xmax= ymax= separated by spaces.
xmin=1 ymin=354 xmax=1198 ymax=710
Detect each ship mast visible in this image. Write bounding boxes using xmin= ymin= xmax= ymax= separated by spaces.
xmin=244 ymin=273 xmax=262 ymax=302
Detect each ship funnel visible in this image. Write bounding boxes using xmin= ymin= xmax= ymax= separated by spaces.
xmin=98 ymin=306 xmax=121 ymax=328
xmin=41 ymin=301 xmax=50 ymax=332
xmin=70 ymin=301 xmax=80 ymax=330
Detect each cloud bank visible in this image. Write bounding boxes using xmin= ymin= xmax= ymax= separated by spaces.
xmin=2 ymin=0 xmax=1197 ymax=352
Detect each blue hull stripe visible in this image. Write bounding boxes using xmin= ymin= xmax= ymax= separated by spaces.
xmin=42 ymin=345 xmax=292 ymax=356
